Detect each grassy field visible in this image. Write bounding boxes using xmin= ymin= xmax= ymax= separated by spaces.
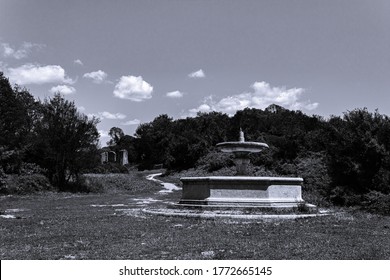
xmin=1 ymin=171 xmax=390 ymax=260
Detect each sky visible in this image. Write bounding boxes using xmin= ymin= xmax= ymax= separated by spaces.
xmin=1 ymin=0 xmax=390 ymax=144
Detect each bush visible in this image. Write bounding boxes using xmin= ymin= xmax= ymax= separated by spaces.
xmin=275 ymin=162 xmax=297 ymax=176
xmin=0 ymin=167 xmax=6 ymax=191
xmin=329 ymin=186 xmax=362 ymax=206
xmin=89 ymin=163 xmax=129 ymax=174
xmin=196 ymin=150 xmax=234 ymax=172
xmin=362 ymin=191 xmax=390 ymax=215
xmin=0 ymin=174 xmax=53 ymax=195
xmin=68 ymin=175 xmax=105 ymax=193
xmin=253 ymin=166 xmax=278 ymax=177
xmin=19 ymin=162 xmax=47 ymax=175
xmin=296 ymin=153 xmax=332 ymax=206
xmin=81 ymin=173 xmax=162 ymax=194
xmin=0 ymin=147 xmax=25 ymax=174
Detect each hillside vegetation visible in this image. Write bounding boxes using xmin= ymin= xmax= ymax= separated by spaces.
xmin=1 ymin=72 xmax=390 ymax=214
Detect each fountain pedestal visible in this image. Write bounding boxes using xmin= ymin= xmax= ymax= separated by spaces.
xmin=179 ymin=176 xmax=305 ymax=209
xmin=233 ymin=158 xmax=251 ymax=176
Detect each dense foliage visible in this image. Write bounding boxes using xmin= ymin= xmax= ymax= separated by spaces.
xmin=0 ymin=73 xmax=40 ymax=174
xmin=2 ymin=71 xmax=390 ymax=213
xmin=110 ymin=105 xmax=390 ymax=211
xmin=0 ymin=73 xmax=100 ymax=192
xmin=32 ymin=94 xmax=100 ymax=190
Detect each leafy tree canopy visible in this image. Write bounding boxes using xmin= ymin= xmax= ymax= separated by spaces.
xmin=33 ymin=94 xmax=100 ymax=190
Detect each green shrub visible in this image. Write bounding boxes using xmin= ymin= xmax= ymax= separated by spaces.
xmin=0 ymin=167 xmax=6 ymax=191
xmin=296 ymin=153 xmax=332 ymax=206
xmin=275 ymin=162 xmax=297 ymax=176
xmin=253 ymin=166 xmax=277 ymax=177
xmin=0 ymin=174 xmax=53 ymax=195
xmin=329 ymin=186 xmax=362 ymax=206
xmin=64 ymin=175 xmax=105 ymax=193
xmin=362 ymin=191 xmax=390 ymax=215
xmin=81 ymin=173 xmax=161 ymax=194
xmin=19 ymin=162 xmax=47 ymax=175
xmin=196 ymin=151 xmax=234 ymax=172
xmin=89 ymin=163 xmax=129 ymax=174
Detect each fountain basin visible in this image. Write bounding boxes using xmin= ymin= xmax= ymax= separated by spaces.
xmin=178 ymin=176 xmax=309 ymax=209
xmin=216 ymin=141 xmax=269 ymax=175
xmin=216 ymin=141 xmax=269 ymax=153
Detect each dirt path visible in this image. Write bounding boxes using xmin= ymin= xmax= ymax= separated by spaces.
xmin=145 ymin=173 xmax=181 ymax=193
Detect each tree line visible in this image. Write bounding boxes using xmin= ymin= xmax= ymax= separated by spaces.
xmin=1 ymin=71 xmax=390 ymax=212
xmin=112 ymin=105 xmax=390 ymax=210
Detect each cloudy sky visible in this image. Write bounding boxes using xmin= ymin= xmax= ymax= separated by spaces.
xmin=1 ymin=0 xmax=389 ymax=143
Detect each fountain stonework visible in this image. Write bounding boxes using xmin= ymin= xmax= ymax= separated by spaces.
xmin=178 ymin=130 xmax=313 ymax=210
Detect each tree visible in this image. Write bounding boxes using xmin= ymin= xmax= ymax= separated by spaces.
xmin=326 ymin=109 xmax=390 ymax=196
xmin=34 ymin=94 xmax=99 ymax=190
xmin=0 ymin=72 xmax=40 ymax=173
xmin=107 ymin=127 xmax=124 ymax=146
xmin=135 ymin=114 xmax=174 ymax=169
xmin=105 ymin=128 xmax=138 ymax=164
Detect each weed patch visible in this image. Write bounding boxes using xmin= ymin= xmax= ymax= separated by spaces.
xmin=0 ymin=174 xmax=53 ymax=195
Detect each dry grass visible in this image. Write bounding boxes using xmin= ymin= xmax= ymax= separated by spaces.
xmin=1 ymin=171 xmax=390 ymax=260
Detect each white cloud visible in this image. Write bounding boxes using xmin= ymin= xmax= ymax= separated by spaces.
xmin=121 ymin=119 xmax=141 ymax=126
xmin=188 ymin=103 xmax=212 ymax=115
xmin=49 ymin=85 xmax=76 ymax=95
xmin=99 ymin=130 xmax=109 ymax=138
xmin=74 ymin=59 xmax=83 ymax=66
xmin=83 ymin=70 xmax=107 ymax=83
xmin=0 ymin=61 xmax=7 ymax=71
xmin=78 ymin=106 xmax=86 ymax=112
xmin=99 ymin=111 xmax=126 ymax=120
xmin=87 ymin=113 xmax=98 ymax=119
xmin=188 ymin=69 xmax=205 ymax=78
xmin=249 ymin=81 xmax=319 ymax=111
xmin=1 ymin=42 xmax=43 ymax=60
xmin=2 ymin=44 xmax=15 ymax=57
xmin=166 ymin=90 xmax=184 ymax=98
xmin=113 ymin=75 xmax=153 ymax=101
xmin=185 ymin=96 xmax=214 ymax=117
xmin=187 ymin=81 xmax=318 ymax=116
xmin=7 ymin=64 xmax=74 ymax=85
xmin=88 ymin=111 xmax=126 ymax=120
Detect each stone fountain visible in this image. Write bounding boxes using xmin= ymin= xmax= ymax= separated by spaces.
xmin=217 ymin=129 xmax=268 ymax=176
xmin=178 ymin=129 xmax=315 ymax=210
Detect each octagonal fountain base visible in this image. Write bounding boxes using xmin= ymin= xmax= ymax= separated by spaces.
xmin=177 ymin=176 xmax=316 ymax=212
